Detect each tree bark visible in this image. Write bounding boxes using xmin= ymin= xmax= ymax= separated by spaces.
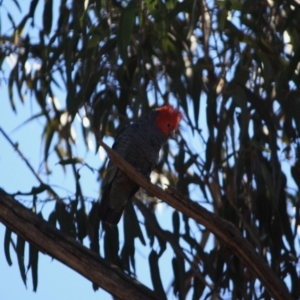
xmin=0 ymin=189 xmax=161 ymax=300
xmin=99 ymin=140 xmax=292 ymax=300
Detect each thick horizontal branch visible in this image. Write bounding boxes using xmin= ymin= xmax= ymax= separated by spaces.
xmin=99 ymin=140 xmax=292 ymax=300
xmin=0 ymin=189 xmax=161 ymax=300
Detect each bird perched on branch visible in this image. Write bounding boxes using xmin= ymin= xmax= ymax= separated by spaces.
xmin=99 ymin=105 xmax=183 ymax=225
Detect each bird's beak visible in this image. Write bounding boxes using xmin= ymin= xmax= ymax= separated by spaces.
xmin=170 ymin=130 xmax=177 ymax=139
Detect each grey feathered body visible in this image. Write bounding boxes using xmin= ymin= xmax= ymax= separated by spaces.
xmin=99 ymin=110 xmax=168 ymax=224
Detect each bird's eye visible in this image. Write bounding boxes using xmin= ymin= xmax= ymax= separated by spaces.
xmin=167 ymin=123 xmax=171 ymax=127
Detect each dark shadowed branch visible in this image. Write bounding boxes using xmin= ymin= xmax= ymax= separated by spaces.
xmin=0 ymin=189 xmax=161 ymax=300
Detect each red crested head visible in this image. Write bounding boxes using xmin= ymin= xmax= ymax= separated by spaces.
xmin=154 ymin=105 xmax=183 ymax=137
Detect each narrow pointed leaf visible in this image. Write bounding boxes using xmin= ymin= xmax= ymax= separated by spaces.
xmin=172 ymin=210 xmax=180 ymax=240
xmin=57 ymin=158 xmax=83 ymax=165
xmin=149 ymin=250 xmax=167 ymax=300
xmin=4 ymin=228 xmax=12 ymax=266
xmin=121 ymin=209 xmax=135 ymax=273
xmin=8 ymin=64 xmax=17 ymax=112
xmin=11 ymin=0 xmax=22 ymax=12
xmin=43 ymin=0 xmax=53 ymax=35
xmin=48 ymin=210 xmax=57 ymax=227
xmin=55 ymin=201 xmax=76 ymax=237
xmin=126 ymin=201 xmax=146 ymax=245
xmin=43 ymin=119 xmax=57 ymax=163
xmin=16 ymin=235 xmax=27 ymax=286
xmin=29 ymin=0 xmax=39 ymax=18
xmin=76 ymin=206 xmax=88 ymax=242
xmin=172 ymin=256 xmax=185 ymax=299
xmin=104 ymin=225 xmax=120 ymax=266
xmin=29 ymin=243 xmax=39 ymax=291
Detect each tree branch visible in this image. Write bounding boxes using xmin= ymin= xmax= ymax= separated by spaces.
xmin=99 ymin=140 xmax=292 ymax=300
xmin=0 ymin=189 xmax=161 ymax=300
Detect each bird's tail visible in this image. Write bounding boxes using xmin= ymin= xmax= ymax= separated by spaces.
xmin=98 ymin=191 xmax=124 ymax=225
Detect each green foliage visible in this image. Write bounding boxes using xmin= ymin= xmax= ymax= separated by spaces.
xmin=1 ymin=0 xmax=300 ymax=298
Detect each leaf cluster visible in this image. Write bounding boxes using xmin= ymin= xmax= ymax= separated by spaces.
xmin=1 ymin=0 xmax=300 ymax=299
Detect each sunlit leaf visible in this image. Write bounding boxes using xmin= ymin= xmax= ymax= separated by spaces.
xmin=216 ymin=0 xmax=242 ymax=10
xmin=8 ymin=64 xmax=17 ymax=113
xmin=43 ymin=119 xmax=57 ymax=163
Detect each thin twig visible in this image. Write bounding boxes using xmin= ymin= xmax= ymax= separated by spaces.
xmin=0 ymin=127 xmax=44 ymax=183
xmin=0 ymin=126 xmax=60 ymax=201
